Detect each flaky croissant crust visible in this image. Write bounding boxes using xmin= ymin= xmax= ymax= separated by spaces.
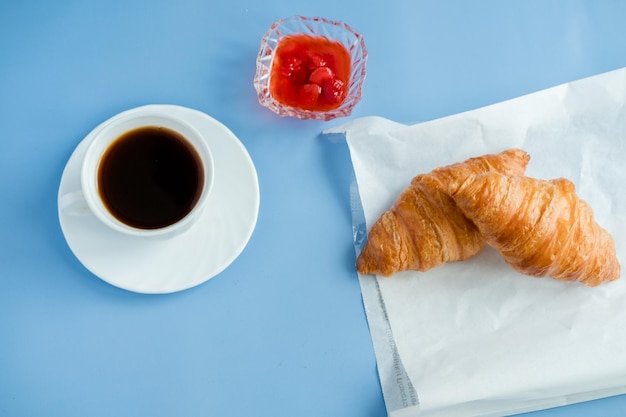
xmin=357 ymin=149 xmax=620 ymax=286
xmin=356 ymin=149 xmax=530 ymax=276
xmin=448 ymin=172 xmax=620 ymax=286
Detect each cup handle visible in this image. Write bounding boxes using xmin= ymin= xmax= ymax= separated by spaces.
xmin=59 ymin=191 xmax=92 ymax=216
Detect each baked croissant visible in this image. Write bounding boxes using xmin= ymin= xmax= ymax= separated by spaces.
xmin=356 ymin=149 xmax=530 ymax=276
xmin=448 ymin=172 xmax=620 ymax=286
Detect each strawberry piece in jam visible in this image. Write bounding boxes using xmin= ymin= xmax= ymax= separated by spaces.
xmin=305 ymin=52 xmax=327 ymax=70
xmin=299 ymin=83 xmax=322 ymax=106
xmin=308 ymin=66 xmax=335 ymax=86
xmin=322 ymin=78 xmax=346 ymax=104
xmin=269 ymin=34 xmax=351 ymax=112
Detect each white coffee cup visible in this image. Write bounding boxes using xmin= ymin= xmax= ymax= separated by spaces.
xmin=60 ymin=108 xmax=214 ymax=239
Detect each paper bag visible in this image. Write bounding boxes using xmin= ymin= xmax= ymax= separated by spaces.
xmin=326 ymin=67 xmax=626 ymax=417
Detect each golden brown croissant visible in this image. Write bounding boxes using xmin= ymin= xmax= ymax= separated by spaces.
xmin=356 ymin=149 xmax=530 ymax=276
xmin=448 ymin=172 xmax=620 ymax=286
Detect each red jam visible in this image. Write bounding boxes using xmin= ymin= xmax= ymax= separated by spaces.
xmin=269 ymin=34 xmax=351 ymax=112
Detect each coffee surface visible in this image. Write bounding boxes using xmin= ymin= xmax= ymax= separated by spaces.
xmin=98 ymin=126 xmax=204 ymax=229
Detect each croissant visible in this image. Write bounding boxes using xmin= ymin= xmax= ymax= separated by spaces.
xmin=448 ymin=172 xmax=620 ymax=286
xmin=356 ymin=149 xmax=530 ymax=276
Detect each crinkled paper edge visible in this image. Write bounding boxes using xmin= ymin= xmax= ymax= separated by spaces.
xmin=350 ymin=162 xmax=420 ymax=416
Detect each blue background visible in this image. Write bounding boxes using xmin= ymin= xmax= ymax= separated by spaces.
xmin=2 ymin=1 xmax=626 ymax=416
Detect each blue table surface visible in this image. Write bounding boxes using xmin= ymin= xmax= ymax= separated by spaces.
xmin=2 ymin=1 xmax=626 ymax=416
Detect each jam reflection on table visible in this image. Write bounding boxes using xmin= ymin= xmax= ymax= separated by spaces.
xmin=269 ymin=34 xmax=351 ymax=111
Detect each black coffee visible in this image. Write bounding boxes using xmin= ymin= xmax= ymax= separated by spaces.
xmin=98 ymin=126 xmax=204 ymax=229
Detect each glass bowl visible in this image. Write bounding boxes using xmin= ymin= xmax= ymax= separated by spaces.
xmin=253 ymin=16 xmax=368 ymax=121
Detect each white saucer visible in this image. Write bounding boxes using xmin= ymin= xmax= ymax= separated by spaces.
xmin=58 ymin=105 xmax=260 ymax=294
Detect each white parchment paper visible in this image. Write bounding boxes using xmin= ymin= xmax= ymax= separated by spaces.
xmin=327 ymin=67 xmax=626 ymax=417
